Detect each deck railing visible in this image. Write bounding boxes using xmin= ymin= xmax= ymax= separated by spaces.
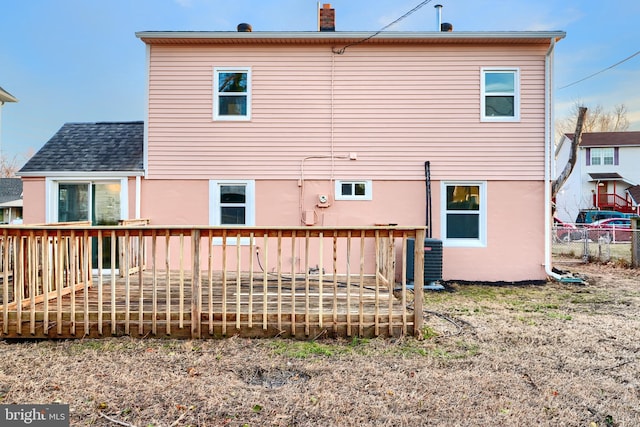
xmin=0 ymin=225 xmax=426 ymax=339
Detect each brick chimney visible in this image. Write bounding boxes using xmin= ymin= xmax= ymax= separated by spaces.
xmin=319 ymin=3 xmax=335 ymax=32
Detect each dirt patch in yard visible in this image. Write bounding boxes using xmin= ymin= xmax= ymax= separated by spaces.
xmin=0 ymin=262 xmax=638 ymax=426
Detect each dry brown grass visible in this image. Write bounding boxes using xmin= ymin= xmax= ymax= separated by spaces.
xmin=1 ymin=262 xmax=638 ymax=426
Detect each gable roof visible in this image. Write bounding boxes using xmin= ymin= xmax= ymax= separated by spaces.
xmin=0 ymin=178 xmax=22 ymax=203
xmin=628 ymin=185 xmax=640 ymax=206
xmin=18 ymin=121 xmax=144 ymax=176
xmin=566 ymin=131 xmax=640 ymax=148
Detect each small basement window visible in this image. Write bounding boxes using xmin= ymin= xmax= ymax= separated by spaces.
xmin=335 ymin=180 xmax=372 ymax=200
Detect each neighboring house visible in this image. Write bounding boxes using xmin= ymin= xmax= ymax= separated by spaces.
xmin=18 ymin=6 xmax=565 ymax=282
xmin=0 ymin=178 xmax=23 ymax=224
xmin=554 ymin=131 xmax=640 ymax=222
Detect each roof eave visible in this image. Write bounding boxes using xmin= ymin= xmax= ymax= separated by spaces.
xmin=136 ymin=30 xmax=566 ymax=45
xmin=17 ymin=171 xmax=145 ymax=178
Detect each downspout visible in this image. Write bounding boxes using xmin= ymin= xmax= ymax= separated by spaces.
xmin=135 ymin=175 xmax=141 ymax=219
xmin=544 ymin=38 xmax=563 ymax=281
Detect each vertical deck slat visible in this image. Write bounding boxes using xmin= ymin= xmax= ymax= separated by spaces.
xmin=413 ymin=228 xmax=426 ymax=335
xmin=304 ymin=230 xmax=310 ymax=337
xmin=28 ymin=231 xmax=36 ymax=335
xmin=1 ymin=233 xmax=7 ymax=333
xmin=110 ymin=230 xmax=117 ymax=335
xmin=221 ymin=230 xmax=227 ymax=336
xmin=374 ymin=230 xmax=380 ymax=337
xmin=14 ymin=234 xmax=22 ymax=335
xmin=165 ymin=231 xmax=171 ymax=335
xmin=401 ymin=232 xmax=408 ymax=336
xmin=70 ymin=231 xmax=77 ymax=336
xmin=318 ymin=232 xmax=323 ymax=329
xmin=83 ymin=230 xmax=90 ymax=336
xmin=2 ymin=232 xmax=9 ymax=334
xmin=235 ymin=234 xmax=242 ymax=331
xmin=43 ymin=231 xmax=49 ymax=335
xmin=138 ymin=230 xmax=144 ymax=335
xmin=192 ymin=229 xmax=201 ymax=339
xmin=359 ymin=230 xmax=365 ymax=337
xmin=56 ymin=231 xmax=63 ymax=335
xmin=262 ymin=233 xmax=268 ymax=330
xmin=97 ymin=230 xmax=103 ymax=335
xmin=276 ymin=231 xmax=283 ymax=332
xmin=179 ymin=233 xmax=185 ymax=329
xmin=208 ymin=230 xmax=213 ymax=335
xmin=332 ymin=232 xmax=338 ymax=334
xmin=290 ymin=231 xmax=296 ymax=336
xmin=387 ymin=230 xmax=394 ymax=337
xmin=248 ymin=233 xmax=254 ymax=329
xmin=124 ymin=230 xmax=130 ymax=335
xmin=151 ymin=231 xmax=158 ymax=336
xmin=346 ymin=231 xmax=352 ymax=337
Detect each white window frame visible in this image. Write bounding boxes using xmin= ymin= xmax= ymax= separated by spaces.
xmin=590 ymin=147 xmax=614 ymax=166
xmin=209 ymin=180 xmax=255 ymax=245
xmin=481 ymin=68 xmax=520 ymax=122
xmin=440 ymin=181 xmax=487 ymax=247
xmin=334 ymin=180 xmax=373 ymax=201
xmin=45 ymin=176 xmax=129 ymax=223
xmin=213 ymin=67 xmax=252 ymax=121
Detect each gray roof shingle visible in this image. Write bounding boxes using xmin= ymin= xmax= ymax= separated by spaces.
xmin=18 ymin=121 xmax=144 ymax=174
xmin=0 ymin=178 xmax=23 ymax=203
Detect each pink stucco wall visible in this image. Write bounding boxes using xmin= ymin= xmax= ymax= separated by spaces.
xmin=140 ymin=178 xmax=545 ymax=282
xmin=21 ymin=177 xmax=46 ymax=224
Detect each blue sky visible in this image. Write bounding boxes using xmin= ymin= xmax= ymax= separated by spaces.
xmin=1 ymin=0 xmax=639 ymax=167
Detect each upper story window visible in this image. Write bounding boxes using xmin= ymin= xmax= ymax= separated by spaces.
xmin=335 ymin=180 xmax=373 ymax=200
xmin=590 ymin=148 xmax=615 ymax=166
xmin=441 ymin=182 xmax=486 ymax=247
xmin=214 ymin=67 xmax=251 ymax=121
xmin=481 ymin=68 xmax=520 ymax=122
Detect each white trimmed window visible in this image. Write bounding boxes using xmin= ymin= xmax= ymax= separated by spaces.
xmin=590 ymin=148 xmax=614 ymax=165
xmin=481 ymin=68 xmax=520 ymax=121
xmin=441 ymin=182 xmax=486 ymax=247
xmin=214 ymin=67 xmax=251 ymax=121
xmin=209 ymin=180 xmax=255 ymax=226
xmin=335 ymin=180 xmax=372 ymax=200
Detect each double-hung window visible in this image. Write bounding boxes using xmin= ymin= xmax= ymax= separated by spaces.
xmin=590 ymin=148 xmax=615 ymax=166
xmin=335 ymin=180 xmax=372 ymax=200
xmin=441 ymin=182 xmax=486 ymax=247
xmin=209 ymin=180 xmax=255 ymax=245
xmin=481 ymin=68 xmax=520 ymax=121
xmin=214 ymin=67 xmax=251 ymax=121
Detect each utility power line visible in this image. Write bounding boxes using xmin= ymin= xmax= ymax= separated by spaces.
xmin=559 ymin=49 xmax=640 ymax=90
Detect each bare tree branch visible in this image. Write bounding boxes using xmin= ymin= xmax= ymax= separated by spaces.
xmin=552 ymin=107 xmax=587 ymax=199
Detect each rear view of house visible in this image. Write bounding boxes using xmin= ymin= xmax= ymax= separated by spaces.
xmin=19 ymin=5 xmax=565 ymax=283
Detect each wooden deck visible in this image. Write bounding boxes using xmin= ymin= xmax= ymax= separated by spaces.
xmin=0 ymin=225 xmax=426 ymax=339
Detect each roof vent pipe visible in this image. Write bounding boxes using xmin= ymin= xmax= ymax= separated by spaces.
xmin=434 ymin=4 xmax=443 ymax=31
xmin=237 ymin=23 xmax=252 ymax=32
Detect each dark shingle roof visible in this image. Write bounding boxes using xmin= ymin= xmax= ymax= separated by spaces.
xmin=628 ymin=185 xmax=640 ymax=205
xmin=566 ymin=131 xmax=640 ymax=147
xmin=18 ymin=121 xmax=144 ymax=174
xmin=0 ymin=178 xmax=22 ymax=203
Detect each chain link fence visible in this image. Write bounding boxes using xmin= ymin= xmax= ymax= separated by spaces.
xmin=552 ymin=222 xmax=639 ymax=265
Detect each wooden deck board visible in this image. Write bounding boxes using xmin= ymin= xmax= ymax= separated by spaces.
xmin=1 ymin=271 xmax=414 ymax=339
